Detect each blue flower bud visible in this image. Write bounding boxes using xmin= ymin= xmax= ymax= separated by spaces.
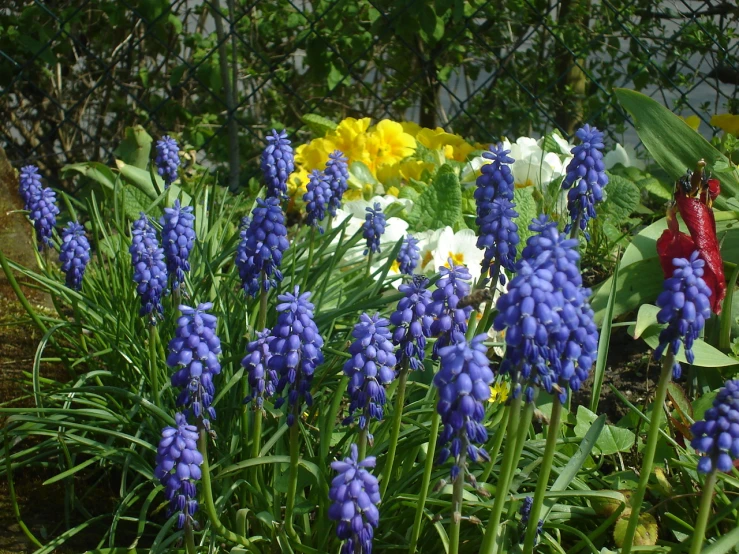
xmin=155 ymin=136 xmax=181 ymax=187
xmin=59 ymin=221 xmax=90 ymax=291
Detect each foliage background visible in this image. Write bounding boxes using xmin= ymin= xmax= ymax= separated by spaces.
xmin=1 ymin=0 xmax=738 ymax=189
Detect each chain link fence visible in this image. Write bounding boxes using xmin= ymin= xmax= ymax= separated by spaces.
xmin=1 ymin=0 xmax=738 ymax=189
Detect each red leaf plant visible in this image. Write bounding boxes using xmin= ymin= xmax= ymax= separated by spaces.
xmin=656 ymin=160 xmax=726 ymax=314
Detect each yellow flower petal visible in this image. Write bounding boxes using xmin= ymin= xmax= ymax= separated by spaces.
xmin=680 ymin=115 xmax=701 ymax=131
xmin=711 ymin=113 xmax=739 ymax=136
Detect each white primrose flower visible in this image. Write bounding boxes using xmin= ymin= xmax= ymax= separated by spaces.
xmin=431 ymin=227 xmax=485 ymax=282
xmin=604 ymin=143 xmax=646 ymax=171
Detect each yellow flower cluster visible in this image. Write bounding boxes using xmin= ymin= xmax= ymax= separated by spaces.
xmin=288 ymin=117 xmax=478 ymax=198
xmin=711 ymin=113 xmax=739 ymax=136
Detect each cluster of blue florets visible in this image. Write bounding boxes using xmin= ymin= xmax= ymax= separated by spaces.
xmin=428 ymin=262 xmax=472 ymax=358
xmin=153 ymin=413 xmax=202 ymax=528
xmin=328 ymin=444 xmax=381 ymax=554
xmin=59 ymin=221 xmax=91 ymax=291
xmin=561 ymin=125 xmax=608 ymax=237
xmin=325 ymin=151 xmax=350 ymax=216
xmin=390 ymin=275 xmax=433 ymax=371
xmin=270 ymin=287 xmax=324 ymax=426
xmin=691 ymin=379 xmax=739 ymax=474
xmin=19 ymin=165 xmax=42 ymax=210
xmin=343 ymin=313 xmax=397 ymax=436
xmin=494 ymin=216 xmax=598 ymax=402
xmin=261 ymin=129 xmax=294 ymax=199
xmin=654 ymin=251 xmax=712 ymax=379
xmin=242 ymin=329 xmax=276 ymax=409
xmin=235 ymin=197 xmax=290 ymax=297
xmin=396 ymin=235 xmax=420 ymax=275
xmin=155 ymin=136 xmax=181 ymax=187
xmin=167 ymin=303 xmax=222 ymax=425
xmin=160 ymin=200 xmax=195 ymax=291
xmin=130 ymin=213 xmax=168 ymax=319
xmin=475 ymin=144 xmax=519 ymax=281
xmin=304 ymin=170 xmax=332 ymax=232
xmin=362 ymin=203 xmax=386 ymax=255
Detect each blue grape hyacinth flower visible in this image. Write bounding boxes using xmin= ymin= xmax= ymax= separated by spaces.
xmin=475 ymin=144 xmax=519 ymax=280
xmin=155 ymin=136 xmax=181 ymax=187
xmin=654 ymin=251 xmax=712 ymax=379
xmin=153 ymin=412 xmax=203 ymax=529
xmin=130 ymin=213 xmax=168 ymax=319
xmin=59 ymin=221 xmax=91 ymax=291
xmin=160 ymin=200 xmax=196 ymax=291
xmin=242 ymin=329 xmax=276 ymax=409
xmin=435 ymin=333 xmax=494 ymax=480
xmin=270 ymin=287 xmax=324 ymax=426
xmin=27 ymin=186 xmax=59 ymax=250
xmin=19 ymin=165 xmax=42 ymax=210
xmin=168 ymin=303 xmax=222 ymax=426
xmin=325 ymin=150 xmax=349 ymax=216
xmin=261 ymin=129 xmax=294 ymax=199
xmin=235 ymin=197 xmax=290 ymax=297
xmin=363 ymin=202 xmax=386 ymax=255
xmin=303 ymin=169 xmax=331 ymax=232
xmin=396 ymin=234 xmax=420 ymax=275
xmin=328 ymin=443 xmax=381 ymax=554
xmin=494 ymin=216 xmax=598 ymax=402
xmin=561 ymin=125 xmax=608 ymax=237
xmin=428 ymin=261 xmax=472 ymax=359
xmin=390 ymin=275 xmax=432 ymax=371
xmin=343 ymin=313 xmax=397 ymax=436
xmin=691 ymin=379 xmax=739 ymax=473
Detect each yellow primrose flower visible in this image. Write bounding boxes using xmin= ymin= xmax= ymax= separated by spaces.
xmin=711 ymin=113 xmax=739 ymax=136
xmin=680 ymin=115 xmax=701 ymax=131
xmin=399 ymin=159 xmax=434 ymax=182
xmin=295 ymin=138 xmax=335 ymax=171
xmin=400 ymin=121 xmax=423 ymax=138
xmin=443 ymin=141 xmax=475 ymax=162
xmin=386 ymin=186 xmax=400 ymax=197
xmin=367 ymin=119 xmax=416 ymax=170
xmin=287 ymin=167 xmax=311 ymax=198
xmin=376 ymin=162 xmax=401 ymax=184
xmin=330 ymin=117 xmax=372 ymax=162
xmin=488 ymin=381 xmax=510 ymax=404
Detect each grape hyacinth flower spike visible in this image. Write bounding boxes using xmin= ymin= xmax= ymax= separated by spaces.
xmin=428 ymin=261 xmax=472 ymax=358
xmin=270 ymin=286 xmax=324 ymax=426
xmin=242 ymin=329 xmax=276 ymax=409
xmin=561 ymin=124 xmax=608 ymax=238
xmin=168 ymin=303 xmax=222 ymax=427
xmin=390 ymin=275 xmax=433 ymax=371
xmin=474 ymin=143 xmax=519 ymax=281
xmin=435 ymin=333 xmax=494 ymax=481
xmin=691 ymin=379 xmax=739 ymax=474
xmin=363 ymin=202 xmax=386 ymax=255
xmin=343 ymin=313 xmax=397 ymax=443
xmin=396 ymin=234 xmax=420 ymax=275
xmin=19 ymin=165 xmax=42 ymax=210
xmin=59 ymin=221 xmax=91 ymax=291
xmin=325 ymin=150 xmax=349 ymax=216
xmin=519 ymin=496 xmax=543 ymax=544
xmin=235 ymin=197 xmax=289 ymax=297
xmin=303 ymin=169 xmax=331 ymax=232
xmin=25 ymin=184 xmax=60 ymax=250
xmin=160 ymin=199 xmax=196 ymax=291
xmin=261 ymin=129 xmax=294 ymax=200
xmin=155 ymin=135 xmax=181 ymax=188
xmin=130 ymin=213 xmax=168 ymax=319
xmin=153 ymin=412 xmax=203 ymax=529
xmin=328 ymin=444 xmax=381 ymax=554
xmin=653 ymin=251 xmax=712 ymax=379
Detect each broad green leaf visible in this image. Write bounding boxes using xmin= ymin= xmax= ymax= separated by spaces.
xmin=602 ymin=173 xmax=640 ymax=224
xmin=692 ymin=390 xmax=718 ymax=421
xmin=62 ymin=162 xmax=116 ymax=190
xmin=514 ymin=185 xmax=537 ymax=246
xmin=349 ymin=161 xmax=378 ymax=186
xmin=575 ymin=407 xmax=635 ymax=455
xmin=113 ymin=125 xmax=153 ymax=169
xmin=122 ymin=185 xmax=151 ymax=222
xmin=638 ymin=326 xmax=738 ymax=368
xmin=613 ymin=512 xmax=658 ymax=547
xmin=408 ymin=165 xmax=462 ymax=231
xmin=116 ymin=160 xmax=191 ymax=206
xmin=633 ymin=304 xmax=660 ymax=339
xmin=301 ymin=114 xmax=337 ymax=137
xmin=614 ymin=89 xmax=739 ymax=210
xmin=703 ymin=526 xmax=739 ymax=554
xmin=591 ymin=258 xmax=664 ymax=324
xmin=327 ymin=62 xmax=343 ymax=90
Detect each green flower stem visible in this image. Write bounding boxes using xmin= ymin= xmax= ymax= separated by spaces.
xmin=480 ymin=393 xmax=523 ymax=554
xmin=522 ymin=396 xmax=563 ymax=553
xmin=198 ymin=429 xmax=257 ymax=548
xmin=689 ymin=470 xmax=718 ymax=554
xmin=512 ymin=400 xmax=535 ymax=472
xmin=366 ymin=251 xmax=374 ymax=281
xmin=448 ymin=451 xmax=468 ymax=554
xmin=480 ymin=405 xmax=510 ymax=483
xmin=570 ymin=214 xmax=582 ymax=241
xmin=358 ymin=427 xmax=369 ymax=461
xmin=148 ymin=325 xmax=161 ymax=409
xmin=303 ymin=228 xmax=315 ymax=290
xmin=285 ymin=406 xmax=301 ymax=539
xmin=620 ymin=348 xmax=674 ymax=554
xmin=408 ymin=406 xmax=441 ymax=554
xmin=477 ymin=262 xmax=501 ymax=334
xmin=185 ymin=519 xmax=197 ymax=554
xmin=381 ymin=360 xmax=410 ymax=497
